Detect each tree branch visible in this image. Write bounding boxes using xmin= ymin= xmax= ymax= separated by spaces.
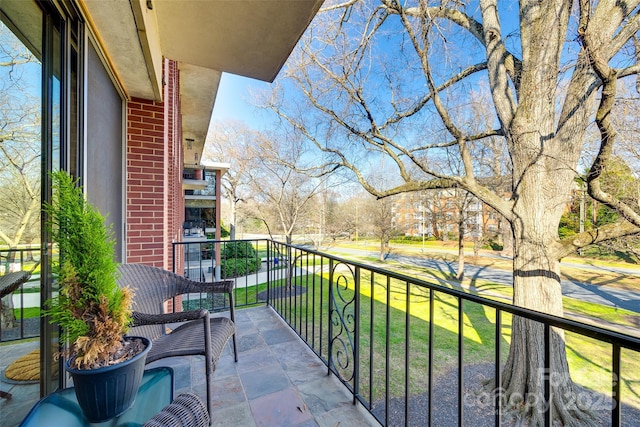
xmin=384 ymin=1 xmax=522 ymax=90
xmin=554 ymin=221 xmax=640 ymax=259
xmin=579 ymin=0 xmax=640 ymax=230
xmin=606 ymin=5 xmax=640 ymax=55
xmin=479 ymin=0 xmax=517 ymax=128
xmin=383 ymin=62 xmax=489 ymax=127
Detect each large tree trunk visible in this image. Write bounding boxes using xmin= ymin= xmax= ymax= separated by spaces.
xmin=230 ymin=199 xmax=237 ymax=240
xmin=500 ymin=128 xmax=595 ymax=425
xmin=493 ymin=0 xmax=601 ymax=417
xmin=1 ymin=296 xmax=16 ymax=329
xmin=431 ymin=215 xmax=439 ymax=240
xmin=500 ymin=218 xmax=513 ymax=257
xmin=502 ymin=238 xmax=595 ymax=425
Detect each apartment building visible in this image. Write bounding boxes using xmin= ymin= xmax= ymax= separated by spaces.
xmin=391 ymin=190 xmax=501 ymax=240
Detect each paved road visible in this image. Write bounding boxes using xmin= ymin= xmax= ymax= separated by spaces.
xmin=330 ymin=247 xmax=640 ymax=314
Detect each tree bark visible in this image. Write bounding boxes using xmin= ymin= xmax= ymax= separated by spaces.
xmin=499 ymin=120 xmax=596 ymax=424
xmin=1 ymin=296 xmax=16 ymax=329
xmin=501 ymin=316 xmax=596 ymax=426
xmin=499 ymin=195 xmax=597 ymax=424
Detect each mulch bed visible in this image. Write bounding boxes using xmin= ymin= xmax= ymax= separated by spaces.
xmin=371 ymin=363 xmax=640 ymax=426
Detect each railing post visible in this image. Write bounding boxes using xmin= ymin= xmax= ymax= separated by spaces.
xmin=495 ymin=309 xmax=502 ymax=426
xmin=353 ymin=265 xmax=360 ymax=405
xmin=172 ymin=242 xmax=176 ymax=274
xmin=458 ymin=298 xmax=464 ymax=427
xmin=612 ymin=343 xmax=621 ymax=427
xmin=328 ymin=258 xmax=334 ymax=376
xmin=266 ymin=240 xmax=271 ymax=306
xmin=544 ymin=323 xmax=552 ymax=427
xmin=385 ymin=275 xmax=391 ymax=427
xmin=405 ymin=280 xmax=411 ymax=424
xmin=428 ymin=288 xmax=434 ymax=427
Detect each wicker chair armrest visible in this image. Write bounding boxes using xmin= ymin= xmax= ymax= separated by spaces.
xmin=132 ymin=309 xmax=209 ymax=327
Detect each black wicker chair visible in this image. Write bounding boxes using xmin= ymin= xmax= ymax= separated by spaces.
xmin=117 ymin=264 xmax=238 ymax=423
xmin=142 ymin=393 xmax=210 ymax=427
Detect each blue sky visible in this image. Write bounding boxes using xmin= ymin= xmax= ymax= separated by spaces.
xmin=210 ymin=73 xmax=272 ymax=128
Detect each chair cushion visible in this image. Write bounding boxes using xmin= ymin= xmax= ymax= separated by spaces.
xmin=145 ymin=317 xmax=235 ymax=366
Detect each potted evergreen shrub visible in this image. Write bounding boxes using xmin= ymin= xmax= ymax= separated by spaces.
xmin=44 ymin=171 xmax=151 ymax=422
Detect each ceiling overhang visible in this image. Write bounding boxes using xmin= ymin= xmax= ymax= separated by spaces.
xmin=180 ymin=64 xmax=222 ymax=166
xmin=81 ymin=0 xmax=323 ymax=164
xmin=153 ymin=0 xmax=323 ymax=83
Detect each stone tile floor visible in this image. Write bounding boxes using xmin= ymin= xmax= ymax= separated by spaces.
xmin=1 ymin=305 xmax=378 ymax=426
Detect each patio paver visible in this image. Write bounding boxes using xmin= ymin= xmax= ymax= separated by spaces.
xmin=149 ymin=305 xmax=378 ymax=427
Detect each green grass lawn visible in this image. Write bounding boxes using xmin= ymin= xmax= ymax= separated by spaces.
xmin=329 ymin=249 xmax=639 ymax=330
xmin=13 ymin=307 xmax=40 ymax=318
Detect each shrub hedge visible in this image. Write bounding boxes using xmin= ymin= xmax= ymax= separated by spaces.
xmin=220 ymin=241 xmax=260 ymax=278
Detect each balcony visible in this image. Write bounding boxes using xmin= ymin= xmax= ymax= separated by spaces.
xmin=182 ymin=168 xmax=213 ymax=193
xmin=2 ymin=240 xmax=640 ymax=426
xmin=182 ymin=171 xmax=208 ymax=192
xmin=0 ymin=305 xmax=375 ymax=427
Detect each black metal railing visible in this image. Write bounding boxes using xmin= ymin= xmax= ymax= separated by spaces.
xmin=172 ymin=239 xmax=270 ymax=312
xmin=174 ymin=239 xmax=640 ymax=426
xmin=0 ymin=247 xmax=41 ymax=342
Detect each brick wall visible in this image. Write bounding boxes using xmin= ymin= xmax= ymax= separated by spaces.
xmin=125 ymin=58 xmax=184 ymax=272
xmin=126 ymin=97 xmax=165 ymax=267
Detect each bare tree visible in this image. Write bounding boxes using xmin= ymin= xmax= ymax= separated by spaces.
xmin=364 ymin=194 xmax=399 ymax=261
xmin=264 ymin=1 xmax=640 ymax=424
xmin=344 ymin=192 xmax=369 ymax=243
xmin=0 ymin=25 xmax=41 ymax=263
xmin=250 ymin=130 xmax=327 ymax=244
xmin=203 ymin=120 xmax=258 ymax=239
xmin=423 ymin=191 xmax=445 ymax=240
xmin=451 ymin=189 xmax=480 ymax=280
xmin=305 ymin=188 xmax=352 ymax=250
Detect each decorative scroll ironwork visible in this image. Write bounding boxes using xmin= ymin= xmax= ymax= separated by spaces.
xmin=329 ymin=261 xmax=357 ymax=383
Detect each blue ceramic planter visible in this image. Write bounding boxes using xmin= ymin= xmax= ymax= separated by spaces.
xmin=66 ymin=336 xmax=151 ymax=423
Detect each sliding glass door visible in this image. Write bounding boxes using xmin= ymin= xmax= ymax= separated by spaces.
xmin=1 ymin=0 xmax=82 ymax=400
